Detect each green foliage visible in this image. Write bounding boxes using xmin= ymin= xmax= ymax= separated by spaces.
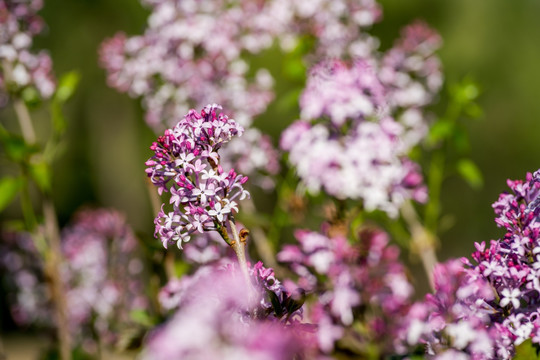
xmin=130 ymin=309 xmax=157 ymax=327
xmin=51 ymin=71 xmax=80 ymax=138
xmin=456 ymin=158 xmax=483 ymax=189
xmin=29 ymin=159 xmax=52 ymax=193
xmin=0 ymin=176 xmax=23 ymax=211
xmin=0 ymin=125 xmax=39 ymax=162
xmin=514 ymin=339 xmax=540 ymax=360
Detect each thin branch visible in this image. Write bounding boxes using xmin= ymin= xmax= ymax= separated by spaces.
xmin=229 ymin=220 xmax=250 ymax=284
xmin=401 ymin=201 xmax=438 ymax=291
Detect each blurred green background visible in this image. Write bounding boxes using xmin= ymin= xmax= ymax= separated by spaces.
xmin=3 ymin=0 xmax=540 ymax=262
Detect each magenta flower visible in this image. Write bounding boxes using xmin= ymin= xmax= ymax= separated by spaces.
xmin=146 ymin=104 xmax=250 ymax=249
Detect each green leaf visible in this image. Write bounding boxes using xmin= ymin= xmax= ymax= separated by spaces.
xmin=130 ymin=309 xmax=155 ymax=327
xmin=427 ymin=119 xmax=454 ymax=145
xmin=283 ymin=56 xmax=306 ymax=81
xmin=174 ymin=260 xmax=190 ymax=278
xmin=514 ymin=339 xmax=540 ymax=360
xmin=0 ymin=176 xmax=23 ymax=211
xmin=29 ymin=159 xmax=52 ymax=193
xmin=21 ymin=87 xmax=41 ymax=108
xmin=50 ymin=71 xmax=80 ymax=136
xmin=457 ymin=159 xmax=483 ymax=189
xmin=54 ymin=71 xmax=80 ymax=103
xmin=0 ymin=130 xmax=39 ymax=162
xmin=451 ymin=78 xmax=480 ymax=104
xmin=464 ymin=102 xmax=483 ymax=119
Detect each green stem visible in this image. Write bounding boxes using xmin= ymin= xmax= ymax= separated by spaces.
xmin=425 ymin=150 xmax=445 ymax=234
xmin=8 ymin=81 xmax=72 ymax=360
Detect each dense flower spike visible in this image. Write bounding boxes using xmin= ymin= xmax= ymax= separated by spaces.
xmin=0 ymin=0 xmax=55 ymax=101
xmin=278 ymin=227 xmax=413 ymax=355
xmin=145 ymin=104 xmax=250 ymax=249
xmin=465 ymin=170 xmax=540 ymax=348
xmin=0 ymin=209 xmax=149 ymax=348
xmin=400 ymin=260 xmax=514 ymax=359
xmin=145 ymin=262 xmax=312 ymax=359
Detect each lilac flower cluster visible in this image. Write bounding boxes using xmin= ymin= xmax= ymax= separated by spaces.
xmin=287 ymin=0 xmax=382 ymax=59
xmin=145 ymin=104 xmax=250 ymax=249
xmin=99 ymin=0 xmax=383 ymax=130
xmin=0 ymin=231 xmax=50 ymax=326
xmin=147 ymin=261 xmax=313 ymax=359
xmin=99 ymin=0 xmax=387 ymax=186
xmin=281 ymin=21 xmax=441 ymax=216
xmin=0 ymin=0 xmax=55 ymax=101
xmin=400 ymin=260 xmax=514 ymax=359
xmin=465 ymin=170 xmax=540 ymax=347
xmin=277 ymin=227 xmax=413 ymax=355
xmin=0 ymin=208 xmax=148 ymax=349
xmin=60 ymin=208 xmax=149 ymax=345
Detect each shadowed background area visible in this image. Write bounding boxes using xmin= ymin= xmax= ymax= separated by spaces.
xmin=2 ymin=0 xmax=540 ymax=297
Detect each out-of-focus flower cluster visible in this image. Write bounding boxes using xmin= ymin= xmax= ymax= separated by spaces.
xmin=145 ymin=104 xmax=250 ymax=249
xmin=99 ymin=0 xmax=383 ymax=130
xmin=146 ymin=261 xmax=313 ymax=360
xmin=278 ymin=226 xmax=413 ymax=355
xmin=0 ymin=0 xmax=55 ymax=102
xmin=0 ymin=208 xmax=149 ymax=349
xmin=400 ymin=260 xmax=514 ymax=359
xmin=282 ymin=21 xmax=441 ymax=217
xmin=99 ymin=0 xmax=388 ymax=186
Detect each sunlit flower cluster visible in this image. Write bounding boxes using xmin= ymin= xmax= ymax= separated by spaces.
xmin=0 ymin=0 xmax=55 ymax=101
xmin=145 ymin=104 xmax=250 ymax=249
xmin=278 ymin=227 xmax=413 ymax=355
xmin=281 ymin=21 xmax=441 ymax=216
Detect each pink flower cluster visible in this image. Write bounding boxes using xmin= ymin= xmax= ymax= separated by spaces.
xmin=0 ymin=0 xmax=55 ymax=101
xmin=281 ymin=21 xmax=441 ymax=216
xmin=145 ymin=104 xmax=250 ymax=249
xmin=400 ymin=260 xmax=514 ymax=359
xmin=146 ymin=261 xmax=312 ymax=360
xmin=100 ymin=0 xmax=387 ymax=186
xmin=0 ymin=208 xmax=148 ymax=347
xmin=466 ymin=170 xmax=540 ymax=347
xmin=278 ymin=227 xmax=413 ymax=355
xmin=0 ymin=231 xmax=51 ymax=326
xmin=281 ymin=23 xmax=440 ymax=216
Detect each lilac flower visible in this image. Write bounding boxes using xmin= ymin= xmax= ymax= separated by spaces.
xmin=398 ymin=260 xmax=515 ymax=359
xmin=0 ymin=231 xmax=51 ymax=326
xmin=0 ymin=0 xmax=55 ymax=101
xmin=146 ymin=262 xmax=313 ymax=360
xmin=0 ymin=208 xmax=149 ymax=350
xmin=146 ymin=104 xmax=250 ymax=249
xmin=278 ymin=227 xmax=414 ymax=355
xmin=465 ymin=169 xmax=540 ymax=348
